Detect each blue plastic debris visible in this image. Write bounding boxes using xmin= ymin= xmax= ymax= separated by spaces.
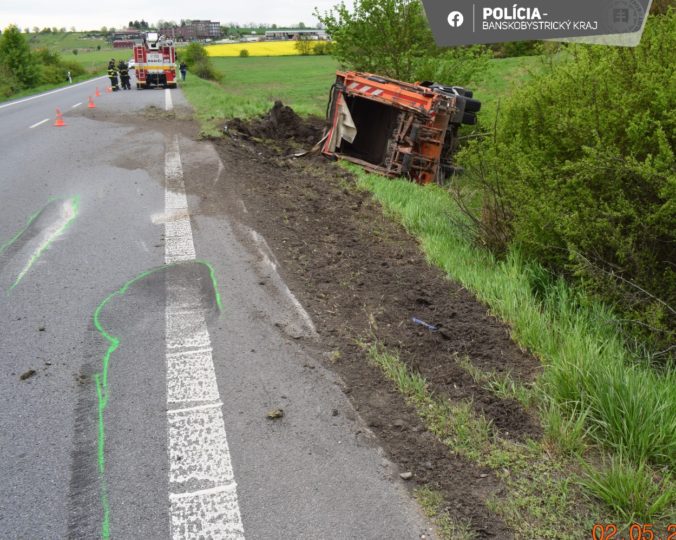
xmin=411 ymin=317 xmax=438 ymax=331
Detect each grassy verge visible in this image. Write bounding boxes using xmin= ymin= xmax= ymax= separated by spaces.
xmin=353 ymin=167 xmax=676 ymax=524
xmin=415 ymin=487 xmax=475 ymax=540
xmin=1 ymin=73 xmax=104 ymax=102
xmin=365 ymin=341 xmax=599 ymax=539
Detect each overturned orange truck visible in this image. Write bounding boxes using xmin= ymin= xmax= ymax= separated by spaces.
xmin=322 ymin=71 xmax=480 ymax=185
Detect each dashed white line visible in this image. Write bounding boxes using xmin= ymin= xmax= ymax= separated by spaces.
xmin=29 ymin=118 xmax=49 ymax=129
xmin=164 ymin=134 xmax=245 ymax=539
xmin=72 ymin=102 xmax=82 ymax=109
xmin=165 ymin=88 xmax=173 ymax=112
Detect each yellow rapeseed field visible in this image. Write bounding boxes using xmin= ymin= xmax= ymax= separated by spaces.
xmin=206 ymin=41 xmax=327 ymax=57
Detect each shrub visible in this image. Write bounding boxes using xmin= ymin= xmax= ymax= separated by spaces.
xmin=183 ymin=41 xmax=220 ymax=80
xmin=192 ymin=59 xmax=219 ymax=80
xmin=294 ymin=36 xmax=312 ymax=56
xmin=458 ymin=12 xmax=676 ymax=355
xmin=239 ymin=48 xmax=249 ymax=57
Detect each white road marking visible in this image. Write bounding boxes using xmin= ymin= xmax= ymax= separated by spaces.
xmin=169 ymin=402 xmax=223 ymax=415
xmin=164 ymin=134 xmax=245 ymax=539
xmin=72 ymin=102 xmax=82 ymax=109
xmin=0 ymin=75 xmax=108 ymax=110
xmin=249 ymin=229 xmax=318 ymax=337
xmin=29 ymin=118 xmax=49 ymax=129
xmin=165 ymin=89 xmax=173 ymax=112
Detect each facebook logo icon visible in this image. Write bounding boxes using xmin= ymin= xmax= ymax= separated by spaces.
xmin=447 ymin=11 xmax=464 ymax=27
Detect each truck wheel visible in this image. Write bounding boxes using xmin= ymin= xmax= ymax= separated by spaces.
xmin=464 ymin=98 xmax=482 ymax=113
xmin=462 ymin=112 xmax=477 ymax=125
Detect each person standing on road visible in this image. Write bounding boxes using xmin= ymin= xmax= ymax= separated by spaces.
xmin=179 ymin=62 xmax=187 ymax=81
xmin=107 ymin=59 xmax=119 ymax=91
xmin=118 ymin=60 xmax=131 ymax=90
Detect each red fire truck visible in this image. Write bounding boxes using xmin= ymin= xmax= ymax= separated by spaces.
xmin=133 ymin=32 xmax=177 ymax=89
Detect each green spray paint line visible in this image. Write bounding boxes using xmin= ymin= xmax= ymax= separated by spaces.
xmin=92 ymin=261 xmax=221 ymax=539
xmin=6 ymin=195 xmax=80 ymax=292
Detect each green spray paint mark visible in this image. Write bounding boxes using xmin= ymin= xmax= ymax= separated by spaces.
xmin=1 ymin=196 xmax=80 ymax=292
xmin=92 ymin=260 xmax=221 ymax=539
xmin=9 ymin=196 xmax=80 ymax=291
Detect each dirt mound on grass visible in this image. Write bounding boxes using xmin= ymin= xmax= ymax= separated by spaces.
xmin=227 ymin=101 xmax=325 ymax=146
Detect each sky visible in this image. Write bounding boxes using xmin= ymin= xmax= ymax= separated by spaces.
xmin=0 ymin=0 xmax=341 ymax=31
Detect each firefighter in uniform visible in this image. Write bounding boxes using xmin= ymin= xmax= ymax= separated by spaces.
xmin=118 ymin=60 xmax=131 ymax=90
xmin=107 ymin=59 xmax=119 ymax=91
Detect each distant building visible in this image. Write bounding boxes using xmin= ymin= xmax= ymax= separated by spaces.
xmin=168 ymin=20 xmax=220 ymax=41
xmin=264 ymin=29 xmax=328 ymax=41
xmin=111 ymin=28 xmax=143 ymax=48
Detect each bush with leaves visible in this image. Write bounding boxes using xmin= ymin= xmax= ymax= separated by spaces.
xmin=181 ymin=42 xmax=220 ymax=81
xmin=459 ymin=12 xmax=676 ymax=355
xmin=294 ymin=35 xmax=313 ymax=56
xmin=0 ymin=25 xmax=39 ymax=90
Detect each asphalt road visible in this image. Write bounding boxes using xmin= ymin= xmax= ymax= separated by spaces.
xmin=0 ymin=75 xmax=434 ymax=539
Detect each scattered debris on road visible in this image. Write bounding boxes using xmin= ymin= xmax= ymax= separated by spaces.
xmin=266 ymin=408 xmax=285 ymax=420
xmin=20 ymin=369 xmax=36 ymax=381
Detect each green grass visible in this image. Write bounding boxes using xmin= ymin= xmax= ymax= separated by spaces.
xmin=180 ymin=54 xmax=534 ymax=136
xmin=180 ymin=56 xmax=338 ymax=135
xmin=415 ymin=487 xmax=476 ymax=540
xmin=70 ymin=49 xmax=123 ymax=72
xmin=27 ymin=31 xmax=107 ymax=52
xmin=352 ymin=167 xmax=676 ymax=520
xmin=365 ymin=341 xmax=599 ymax=538
xmin=4 ymin=73 xmax=96 ymax=101
xmin=472 ymin=54 xmax=557 ymax=127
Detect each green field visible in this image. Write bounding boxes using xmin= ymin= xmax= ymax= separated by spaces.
xmin=181 ymin=54 xmax=542 ymax=134
xmin=26 ymin=31 xmax=107 ymax=52
xmin=472 ymin=54 xmax=545 ymax=125
xmin=180 ymin=56 xmax=338 ymax=135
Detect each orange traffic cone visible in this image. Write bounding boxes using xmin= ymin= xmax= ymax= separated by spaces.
xmin=95 ymin=86 xmax=101 ymax=97
xmin=105 ymin=86 xmax=112 ymax=93
xmin=54 ymin=108 xmax=66 ymax=127
xmin=88 ymin=96 xmax=96 ymax=109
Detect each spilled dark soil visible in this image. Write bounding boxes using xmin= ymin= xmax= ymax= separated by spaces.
xmin=203 ymin=105 xmax=544 ymax=538
xmin=226 ymin=100 xmax=324 ymax=146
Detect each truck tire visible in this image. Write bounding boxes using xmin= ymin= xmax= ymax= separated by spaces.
xmin=464 ymin=98 xmax=482 ymax=113
xmin=462 ymin=112 xmax=477 ymax=125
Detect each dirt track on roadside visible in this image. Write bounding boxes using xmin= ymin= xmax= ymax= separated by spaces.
xmin=195 ymin=105 xmax=544 ymax=538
